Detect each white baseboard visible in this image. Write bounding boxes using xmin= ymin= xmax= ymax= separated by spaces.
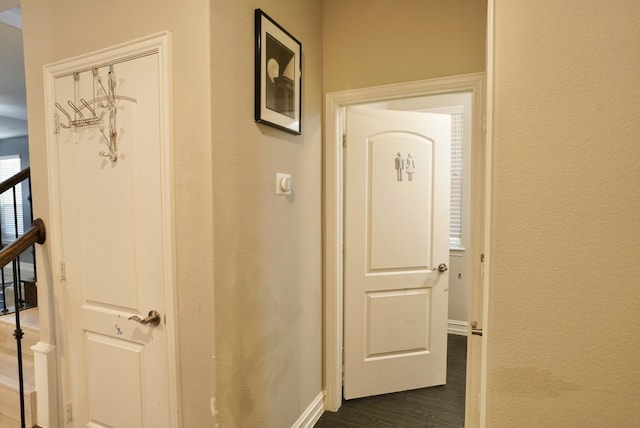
xmin=292 ymin=391 xmax=324 ymax=428
xmin=448 ymin=319 xmax=468 ymax=336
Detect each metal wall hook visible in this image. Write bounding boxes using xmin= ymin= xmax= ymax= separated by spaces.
xmin=99 ymin=128 xmax=119 ymax=162
xmin=55 ymin=98 xmax=102 ymax=129
xmin=54 ymin=64 xmax=133 ymax=164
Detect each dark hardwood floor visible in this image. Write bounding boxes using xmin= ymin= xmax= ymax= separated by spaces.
xmin=315 ymin=334 xmax=467 ymax=428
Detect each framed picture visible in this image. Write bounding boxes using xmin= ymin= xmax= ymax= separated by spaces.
xmin=255 ymin=9 xmax=302 ymax=135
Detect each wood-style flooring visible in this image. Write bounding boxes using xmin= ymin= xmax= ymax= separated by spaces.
xmin=315 ymin=334 xmax=467 ymax=428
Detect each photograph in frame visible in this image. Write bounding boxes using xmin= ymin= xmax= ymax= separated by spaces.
xmin=255 ymin=9 xmax=302 ymax=134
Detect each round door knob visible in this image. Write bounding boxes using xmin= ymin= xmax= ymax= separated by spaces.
xmin=437 ymin=263 xmax=448 ymax=273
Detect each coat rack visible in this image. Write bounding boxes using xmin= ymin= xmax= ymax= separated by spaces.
xmin=54 ymin=65 xmax=129 ymax=163
xmin=55 ymin=98 xmax=102 ymax=128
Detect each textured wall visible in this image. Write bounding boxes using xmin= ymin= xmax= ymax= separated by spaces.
xmin=488 ymin=0 xmax=640 ymax=425
xmin=21 ymin=1 xmax=215 ymax=425
xmin=211 ymin=0 xmax=323 ymax=426
xmin=323 ymin=0 xmax=487 ymax=92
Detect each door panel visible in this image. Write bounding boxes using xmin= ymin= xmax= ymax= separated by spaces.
xmin=365 ymin=288 xmax=430 ymax=358
xmin=53 ymin=51 xmax=171 ymax=427
xmin=85 ymin=333 xmax=144 ymax=427
xmin=368 ymin=132 xmax=433 ymax=271
xmin=344 ymin=107 xmax=450 ymax=399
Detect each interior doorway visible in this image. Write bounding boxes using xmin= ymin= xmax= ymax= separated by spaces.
xmin=323 ymin=73 xmax=487 ymax=425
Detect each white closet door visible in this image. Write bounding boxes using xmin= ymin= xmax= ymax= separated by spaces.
xmin=51 ymin=42 xmax=175 ymax=427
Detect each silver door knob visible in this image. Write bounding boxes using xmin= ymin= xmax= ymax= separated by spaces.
xmin=129 ymin=310 xmax=161 ymax=327
xmin=437 ymin=263 xmax=448 ymax=273
xmin=471 ymin=320 xmax=483 ymax=336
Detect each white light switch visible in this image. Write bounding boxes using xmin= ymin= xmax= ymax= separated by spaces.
xmin=276 ymin=173 xmax=292 ymax=195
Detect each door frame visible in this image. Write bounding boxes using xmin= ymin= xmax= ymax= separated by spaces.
xmin=323 ymin=72 xmax=490 ymax=424
xmin=42 ymin=32 xmax=179 ymax=427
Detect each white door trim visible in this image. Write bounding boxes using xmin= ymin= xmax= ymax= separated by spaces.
xmin=323 ymin=73 xmax=489 ymax=425
xmin=42 ymin=32 xmax=179 ymax=427
xmin=479 ymin=2 xmax=495 ymax=425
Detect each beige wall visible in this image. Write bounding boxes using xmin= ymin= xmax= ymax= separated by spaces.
xmin=323 ymin=0 xmax=487 ymax=92
xmin=211 ymin=0 xmax=323 ymax=426
xmin=488 ymin=0 xmax=640 ymax=425
xmin=21 ymin=0 xmax=215 ymax=425
xmin=21 ymin=0 xmax=639 ymax=426
xmin=21 ymin=0 xmax=323 ymax=425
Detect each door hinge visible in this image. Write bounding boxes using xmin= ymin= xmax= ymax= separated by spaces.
xmin=65 ymin=401 xmax=73 ymax=423
xmin=480 ymin=253 xmax=485 ymax=276
xmin=60 ymin=261 xmax=66 ymax=281
xmin=54 ymin=112 xmax=60 ymax=135
xmin=341 ymin=347 xmax=345 ymax=385
xmin=342 ymin=134 xmax=346 ymax=148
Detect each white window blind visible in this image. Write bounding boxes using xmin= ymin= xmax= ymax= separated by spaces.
xmin=450 ymin=113 xmax=464 ymax=249
xmin=0 ymin=155 xmax=24 ymax=242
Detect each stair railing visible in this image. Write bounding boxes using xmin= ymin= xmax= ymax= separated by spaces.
xmin=0 ymin=219 xmax=46 ymax=428
xmin=0 ymin=167 xmax=35 ymax=314
xmin=0 ymin=167 xmax=45 ymax=428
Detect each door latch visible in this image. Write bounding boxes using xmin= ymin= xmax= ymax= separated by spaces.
xmin=471 ymin=321 xmax=483 ymax=336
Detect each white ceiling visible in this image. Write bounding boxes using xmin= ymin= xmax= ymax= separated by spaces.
xmin=0 ymin=3 xmax=28 ymax=140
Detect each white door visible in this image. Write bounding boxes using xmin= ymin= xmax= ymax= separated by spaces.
xmin=50 ymin=46 xmax=175 ymax=427
xmin=344 ymin=107 xmax=451 ymax=399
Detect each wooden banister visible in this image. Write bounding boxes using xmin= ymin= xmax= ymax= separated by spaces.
xmin=0 ymin=167 xmax=30 ymax=195
xmin=0 ymin=218 xmax=46 ymax=268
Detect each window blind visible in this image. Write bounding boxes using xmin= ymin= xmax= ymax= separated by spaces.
xmin=450 ymin=113 xmax=463 ymax=249
xmin=0 ymin=155 xmax=24 ymax=242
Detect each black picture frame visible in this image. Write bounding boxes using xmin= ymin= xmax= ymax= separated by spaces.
xmin=255 ymin=9 xmax=302 ymax=135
